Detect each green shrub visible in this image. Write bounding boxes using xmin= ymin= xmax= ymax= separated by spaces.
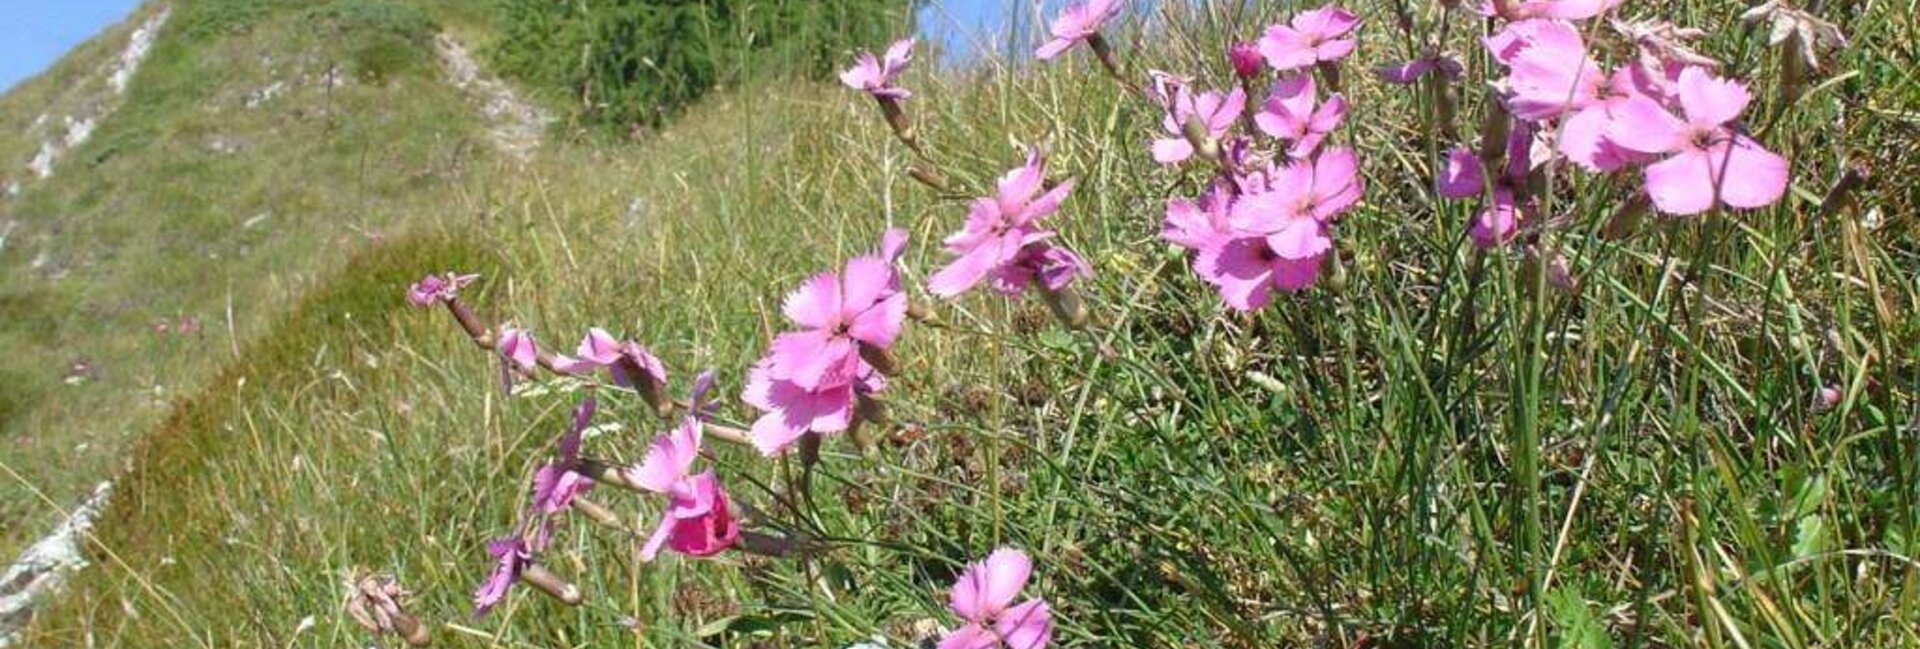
xmin=491 ymin=0 xmax=910 ymax=131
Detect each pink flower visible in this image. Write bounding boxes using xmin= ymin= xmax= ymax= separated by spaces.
xmin=553 ymin=328 xmax=668 ymax=387
xmin=1228 ymin=41 xmax=1265 ymax=79
xmin=1435 ymin=147 xmax=1486 ymax=199
xmin=407 ymin=272 xmax=476 ymax=307
xmin=622 ymin=406 xmax=739 ymax=560
xmin=1035 ymin=0 xmax=1122 ymax=60
xmin=1556 ymin=66 xmax=1663 ymax=171
xmin=1254 ymin=74 xmax=1346 ymax=158
xmin=1162 ymin=182 xmax=1236 ymax=252
xmin=471 ymin=537 xmax=528 ymax=617
xmin=841 ymin=38 xmax=915 ymax=100
xmin=1257 ymin=6 xmax=1359 ymax=71
xmin=940 ymin=548 xmax=1053 ymax=649
xmin=742 ymin=358 xmax=885 ymax=456
xmin=766 ymin=230 xmax=911 ymax=390
xmin=497 ymin=327 xmax=538 ymax=371
xmin=1375 ymin=52 xmax=1463 ymax=84
xmin=1152 ymin=85 xmax=1246 ymax=164
xmin=1192 ymin=149 xmax=1362 ymax=308
xmin=1606 ymin=67 xmax=1789 ymax=215
xmin=988 ymin=242 xmax=1091 ymax=295
xmin=1490 ymin=20 xmax=1604 ymax=121
xmin=928 ymin=152 xmax=1076 ymax=298
xmin=1478 ymin=0 xmax=1624 ymax=21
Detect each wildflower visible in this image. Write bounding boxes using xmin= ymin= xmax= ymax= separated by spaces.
xmin=927 ymin=152 xmax=1076 ymax=298
xmin=497 ymin=327 xmax=538 ymax=371
xmin=840 ymin=38 xmax=915 ymax=100
xmin=1490 ymin=19 xmax=1604 ymax=121
xmin=1813 ymin=385 xmax=1842 ymax=413
xmin=1257 ymin=6 xmax=1359 ymax=72
xmin=1035 ymin=0 xmax=1122 ymax=61
xmin=1254 ymin=74 xmax=1347 ymax=159
xmin=1196 ymin=149 xmax=1361 ymax=308
xmin=1375 ymin=51 xmax=1463 ymax=84
xmin=1479 ymin=0 xmax=1623 ymax=21
xmin=1611 ymin=18 xmax=1718 ymax=70
xmin=1741 ymin=1 xmax=1846 ymax=101
xmin=471 ymin=537 xmax=580 ymax=617
xmin=1606 ymin=67 xmax=1789 ymax=215
xmin=767 ymin=230 xmax=911 ymax=391
xmin=1152 ymin=85 xmax=1246 ymax=164
xmin=1162 ymin=182 xmax=1236 ymax=253
xmin=1555 ymin=66 xmax=1662 ymax=172
xmin=940 ymin=548 xmax=1053 ymax=649
xmin=1435 ymin=146 xmax=1485 ymax=199
xmin=345 ymin=574 xmax=430 ymax=647
xmin=1228 ymin=41 xmax=1265 ymax=80
xmin=406 ymin=272 xmax=476 ymax=307
xmin=742 ymin=357 xmax=885 ymax=456
xmin=554 ymin=328 xmax=670 ymax=411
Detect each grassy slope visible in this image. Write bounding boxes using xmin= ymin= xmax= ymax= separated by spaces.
xmin=9 ymin=0 xmax=1920 ymax=647
xmin=0 ymin=0 xmax=490 ymax=554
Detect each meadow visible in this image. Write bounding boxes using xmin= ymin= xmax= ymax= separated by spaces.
xmin=3 ymin=0 xmax=1918 ymax=647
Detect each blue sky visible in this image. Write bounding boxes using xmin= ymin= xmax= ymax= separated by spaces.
xmin=0 ymin=0 xmax=144 ymax=92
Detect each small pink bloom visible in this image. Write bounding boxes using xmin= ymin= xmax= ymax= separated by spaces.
xmin=1162 ymin=182 xmax=1236 ymax=252
xmin=1556 ymin=67 xmax=1661 ymax=171
xmin=1257 ymin=6 xmax=1360 ymax=71
xmin=1470 ymin=188 xmax=1524 ymax=248
xmin=497 ymin=326 xmax=538 ymax=371
xmin=767 ymin=229 xmax=911 ymax=390
xmin=1436 ymin=146 xmax=1486 ymax=199
xmin=1254 ymin=74 xmax=1346 ymax=158
xmin=1035 ymin=0 xmax=1122 ymax=60
xmin=841 ymin=38 xmax=915 ymax=100
xmin=407 ymin=272 xmax=476 ymax=307
xmin=472 ymin=537 xmax=528 ymax=617
xmin=1228 ymin=41 xmax=1265 ymax=79
xmin=1152 ymin=85 xmax=1246 ymax=165
xmin=1478 ymin=0 xmax=1624 ymax=21
xmin=640 ymin=470 xmax=740 ymax=560
xmin=741 ymin=358 xmax=885 ymax=456
xmin=941 ymin=548 xmax=1053 ymax=649
xmin=988 ymin=242 xmax=1092 ymax=295
xmin=1375 ymin=52 xmax=1463 ymax=84
xmin=928 ymin=152 xmax=1075 ymax=298
xmin=1606 ymin=67 xmax=1788 ymax=215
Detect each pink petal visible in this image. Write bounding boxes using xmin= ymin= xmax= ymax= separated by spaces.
xmin=928 ymin=236 xmax=1009 ymax=297
xmin=1266 ymin=217 xmax=1332 ymax=260
xmin=1643 ymin=148 xmax=1717 ymax=215
xmin=781 ymin=272 xmax=843 ymax=330
xmin=1709 ymin=135 xmax=1788 ymax=209
xmin=1269 ymin=254 xmax=1324 ymax=292
xmin=1606 ymin=95 xmax=1688 ymax=154
xmin=1257 ymin=26 xmax=1316 ymax=71
xmin=1035 ymin=37 xmax=1076 ymax=61
xmin=937 ymin=625 xmax=1000 ymax=649
xmin=1309 ymin=148 xmax=1362 ymax=221
xmin=1436 ymin=147 xmax=1486 ymax=199
xmin=1152 ymin=138 xmax=1194 ymax=164
xmin=1676 ymin=66 xmax=1749 ymax=128
xmin=1021 ymin=178 xmax=1076 ymax=225
xmin=847 ymin=292 xmax=908 ymax=348
xmin=1198 ymin=238 xmax=1278 ymax=311
xmin=994 ymin=599 xmax=1055 ymax=649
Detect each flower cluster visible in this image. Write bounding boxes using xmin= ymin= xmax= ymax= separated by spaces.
xmin=1157 ymin=4 xmax=1364 ymax=310
xmin=927 ymin=151 xmax=1092 ymax=327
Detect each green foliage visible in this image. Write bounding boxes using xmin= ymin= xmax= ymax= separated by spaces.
xmin=302 ymin=0 xmax=438 ymax=82
xmin=491 ymin=0 xmax=909 ymax=130
xmin=176 ymin=0 xmax=299 ymax=38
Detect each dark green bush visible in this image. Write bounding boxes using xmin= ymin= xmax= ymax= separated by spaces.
xmin=302 ymin=0 xmax=438 ymax=82
xmin=491 ymin=0 xmax=911 ymax=131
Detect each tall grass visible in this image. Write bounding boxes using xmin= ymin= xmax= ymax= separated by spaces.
xmin=9 ymin=0 xmax=1920 ymax=647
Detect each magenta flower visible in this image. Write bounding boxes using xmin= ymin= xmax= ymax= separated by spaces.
xmin=1606 ymin=67 xmax=1789 ymax=215
xmin=1254 ymin=74 xmax=1346 ymax=158
xmin=988 ymin=242 xmax=1091 ymax=296
xmin=406 ymin=272 xmax=476 ymax=307
xmin=1152 ymin=85 xmax=1246 ymax=164
xmin=927 ymin=152 xmax=1076 ymax=298
xmin=940 ymin=548 xmax=1053 ymax=649
xmin=553 ymin=328 xmax=668 ymax=390
xmin=471 ymin=537 xmax=528 ymax=617
xmin=1035 ymin=0 xmax=1122 ymax=60
xmin=1257 ymin=6 xmax=1359 ymax=71
xmin=766 ymin=230 xmax=910 ymax=391
xmin=1162 ymin=182 xmax=1236 ymax=253
xmin=841 ymin=38 xmax=915 ymax=100
xmin=1228 ymin=41 xmax=1265 ymax=79
xmin=497 ymin=326 xmax=538 ymax=371
xmin=1556 ymin=66 xmax=1662 ymax=171
xmin=1192 ymin=149 xmax=1361 ymax=308
xmin=621 ymin=394 xmax=739 ymax=560
xmin=1375 ymin=52 xmax=1463 ymax=84
xmin=1478 ymin=0 xmax=1624 ymax=21
xmin=742 ymin=357 xmax=885 ymax=456
xmin=1436 ymin=147 xmax=1486 ymax=199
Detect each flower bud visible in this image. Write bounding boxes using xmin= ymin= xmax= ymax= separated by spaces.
xmin=1228 ymin=42 xmax=1264 ymax=80
xmin=519 ymin=564 xmax=583 ymax=605
xmin=908 ymin=165 xmax=950 ymax=192
xmin=1181 ymin=115 xmax=1221 ymax=162
xmin=877 ymin=96 xmax=917 ymax=149
xmin=858 ymin=343 xmax=899 ymax=376
xmin=1041 ymin=285 xmax=1089 ymax=330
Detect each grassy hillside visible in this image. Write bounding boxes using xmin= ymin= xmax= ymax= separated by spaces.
xmin=5 ymin=0 xmax=1919 ymax=647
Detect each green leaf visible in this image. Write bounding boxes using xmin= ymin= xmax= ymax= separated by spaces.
xmin=1547 ymin=588 xmax=1614 ymax=649
xmin=1794 ymin=515 xmax=1828 ymax=558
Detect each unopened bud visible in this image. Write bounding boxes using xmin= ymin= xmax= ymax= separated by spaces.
xmin=858 ymin=343 xmax=899 ymax=376
xmin=1041 ymin=285 xmax=1089 ymax=330
xmin=519 ymin=564 xmax=582 ymax=605
xmin=906 ymin=300 xmax=937 ymax=323
xmin=877 ymin=96 xmax=917 ymax=149
xmin=570 ymin=496 xmax=627 ymax=531
xmin=1602 ymin=195 xmax=1651 ymax=240
xmin=1478 ymin=96 xmax=1511 ymax=167
xmin=1181 ymin=116 xmax=1220 ymax=162
xmin=392 ymin=613 xmax=432 ymax=647
xmin=908 ymin=165 xmax=949 ymax=192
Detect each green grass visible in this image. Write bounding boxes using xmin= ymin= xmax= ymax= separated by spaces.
xmin=6 ymin=0 xmax=1920 ymax=647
